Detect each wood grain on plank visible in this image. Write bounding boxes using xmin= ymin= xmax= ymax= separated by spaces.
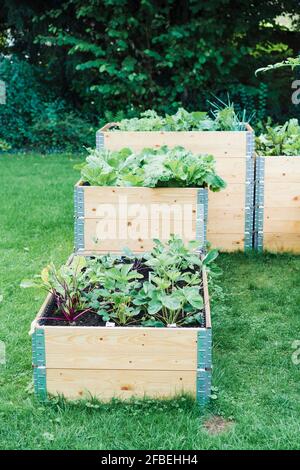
xmin=102 ymin=131 xmax=247 ymax=157
xmin=44 ymin=327 xmax=198 ymax=370
xmin=264 ymin=156 xmax=300 ymax=182
xmin=47 ymin=369 xmax=196 ymax=401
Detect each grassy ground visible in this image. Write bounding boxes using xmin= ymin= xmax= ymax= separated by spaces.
xmin=0 ymin=153 xmax=300 ymax=450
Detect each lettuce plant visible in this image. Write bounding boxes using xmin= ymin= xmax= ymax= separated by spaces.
xmin=78 ymin=146 xmax=226 ymax=191
xmin=256 ymin=119 xmax=300 ymax=156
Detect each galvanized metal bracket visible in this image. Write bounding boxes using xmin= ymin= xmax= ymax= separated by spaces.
xmin=96 ymin=131 xmax=104 ymax=150
xmin=32 ymin=328 xmax=47 ymax=401
xmin=196 ymin=369 xmax=212 ymax=406
xmin=254 ymin=156 xmax=265 ymax=251
xmin=244 ymin=131 xmax=255 ymax=251
xmin=197 ymin=328 xmax=212 ymax=370
xmin=196 ymin=328 xmax=212 ymax=405
xmin=74 ymin=186 xmax=85 ymax=252
xmin=196 ymin=202 xmax=205 ymax=250
xmin=197 ymin=188 xmax=208 ymax=248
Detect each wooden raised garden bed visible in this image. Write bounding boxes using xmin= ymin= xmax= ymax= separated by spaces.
xmin=96 ymin=123 xmax=255 ymax=252
xmin=74 ymin=185 xmax=207 ymax=254
xmin=31 ymin=262 xmax=212 ymax=404
xmin=255 ymin=155 xmax=300 ymax=253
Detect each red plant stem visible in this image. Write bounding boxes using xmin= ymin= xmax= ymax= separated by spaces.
xmin=73 ymin=308 xmax=92 ymax=321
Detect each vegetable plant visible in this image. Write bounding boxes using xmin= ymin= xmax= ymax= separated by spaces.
xmin=22 ymin=236 xmax=221 ymax=328
xmin=256 ymin=119 xmax=300 ymax=156
xmin=112 ymin=104 xmax=247 ymax=132
xmin=21 ymin=257 xmax=91 ymax=323
xmin=77 ymin=145 xmax=226 ymax=192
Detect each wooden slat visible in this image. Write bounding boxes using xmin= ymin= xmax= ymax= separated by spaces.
xmin=83 ymin=186 xmax=197 ymax=218
xmin=208 ymin=184 xmax=245 ymax=209
xmin=44 ymin=327 xmax=198 ymax=370
xmin=264 ymin=207 xmax=300 ymax=233
xmin=264 ymin=233 xmax=300 ymax=253
xmin=264 ymin=156 xmax=300 ymax=182
xmin=207 ymin=208 xmax=244 ymax=234
xmin=262 ymin=157 xmax=300 ymax=252
xmin=264 ymin=183 xmax=300 ymax=207
xmin=207 ymin=233 xmax=245 ymax=251
xmin=214 ymin=157 xmax=246 ymax=182
xmin=102 ymin=131 xmax=247 ymax=157
xmin=84 ymin=221 xmax=196 ymax=252
xmin=47 ymin=369 xmax=196 ymax=401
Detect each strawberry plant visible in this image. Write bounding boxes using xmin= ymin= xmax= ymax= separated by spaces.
xmin=77 ymin=146 xmax=226 ymax=192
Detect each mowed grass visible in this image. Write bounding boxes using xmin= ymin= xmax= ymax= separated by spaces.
xmin=1 ymin=153 xmax=300 ymax=450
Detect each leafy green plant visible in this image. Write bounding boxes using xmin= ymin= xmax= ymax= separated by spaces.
xmin=22 ymin=236 xmax=221 ymax=328
xmin=83 ymin=261 xmax=143 ymax=326
xmin=134 ymin=237 xmax=220 ymax=326
xmin=78 ymin=146 xmax=226 ymax=191
xmin=113 ymin=104 xmax=247 ymax=132
xmin=256 ymin=57 xmax=300 ymax=75
xmin=21 ymin=257 xmax=91 ymax=323
xmin=256 ymin=119 xmax=300 ymax=156
xmin=0 ymin=57 xmax=95 ymax=152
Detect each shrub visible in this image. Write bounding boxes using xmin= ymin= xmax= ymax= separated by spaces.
xmin=0 ymin=57 xmax=95 ymax=152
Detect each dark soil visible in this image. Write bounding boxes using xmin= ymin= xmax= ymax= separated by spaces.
xmin=39 ymin=257 xmax=205 ymax=328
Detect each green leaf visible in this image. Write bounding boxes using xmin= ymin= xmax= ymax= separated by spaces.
xmin=142 ymin=319 xmax=165 ymax=327
xmin=184 ymin=287 xmax=204 ymax=310
xmin=148 ymin=300 xmax=162 ymax=315
xmin=160 ymin=294 xmax=181 ymax=311
xmin=20 ymin=279 xmax=38 ymax=289
xmin=203 ymin=249 xmax=219 ymax=265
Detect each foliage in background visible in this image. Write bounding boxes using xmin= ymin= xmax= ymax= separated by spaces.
xmin=0 ymin=57 xmax=95 ymax=152
xmin=0 ymin=1 xmax=300 ymax=150
xmin=256 ymin=118 xmax=300 ymax=156
xmin=77 ymin=145 xmax=226 ymax=191
xmin=1 ymin=1 xmax=299 ymax=125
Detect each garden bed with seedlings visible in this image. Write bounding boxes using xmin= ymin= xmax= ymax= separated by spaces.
xmin=255 ymin=119 xmax=300 ymax=252
xmin=74 ymin=145 xmax=225 ymax=253
xmin=28 ymin=237 xmax=218 ymax=404
xmin=95 ymin=107 xmax=255 ymax=252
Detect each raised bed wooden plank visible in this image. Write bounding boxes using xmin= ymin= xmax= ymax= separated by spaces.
xmin=255 ymin=156 xmax=300 ymax=253
xmin=82 ymin=186 xmax=198 ymax=218
xmin=46 ymin=369 xmax=196 ymax=401
xmin=206 ymin=208 xmax=244 ymax=234
xmin=44 ymin=327 xmax=198 ymax=371
xmin=207 ymin=233 xmax=245 ymax=251
xmin=100 ymin=130 xmax=247 ymax=158
xmin=264 ymin=157 xmax=300 ymax=182
xmin=264 ymin=183 xmax=300 ymax=208
xmin=263 ymin=233 xmax=300 ymax=253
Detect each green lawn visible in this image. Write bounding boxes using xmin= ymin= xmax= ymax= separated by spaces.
xmin=0 ymin=153 xmax=300 ymax=450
